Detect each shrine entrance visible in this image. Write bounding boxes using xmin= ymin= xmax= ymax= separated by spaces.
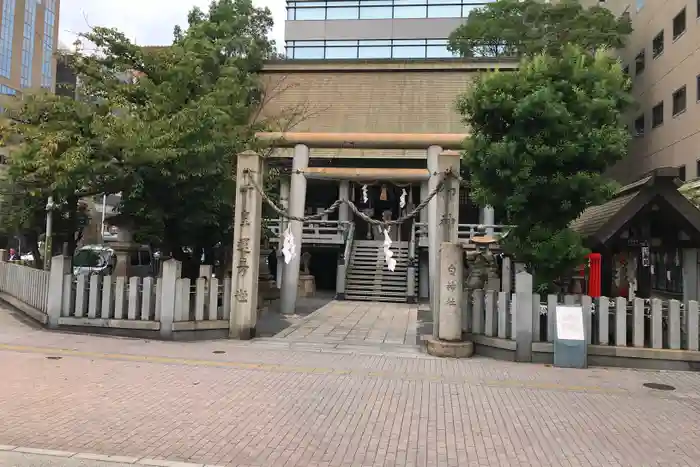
xmin=352 ymin=182 xmax=420 ymax=242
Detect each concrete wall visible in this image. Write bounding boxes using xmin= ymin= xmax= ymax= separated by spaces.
xmin=581 ymin=0 xmax=700 ymax=183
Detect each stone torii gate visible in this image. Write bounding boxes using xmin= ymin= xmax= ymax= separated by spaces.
xmin=228 ymin=132 xmax=468 ymax=344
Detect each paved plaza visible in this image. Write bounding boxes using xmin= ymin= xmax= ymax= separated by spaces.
xmin=2 ymin=303 xmax=700 ymax=466
xmin=274 ymin=300 xmax=426 ymax=346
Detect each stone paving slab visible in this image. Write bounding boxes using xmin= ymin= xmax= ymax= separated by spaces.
xmin=3 ymin=305 xmax=700 ymax=465
xmin=275 ymin=300 xmax=421 ymax=345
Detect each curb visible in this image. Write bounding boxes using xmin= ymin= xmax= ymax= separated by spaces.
xmin=0 ymin=445 xmax=224 ymax=466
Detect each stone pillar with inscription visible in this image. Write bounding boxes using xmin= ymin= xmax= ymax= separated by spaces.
xmin=229 ymin=150 xmax=264 ymax=339
xmin=429 ymin=149 xmax=460 ymax=339
xmin=426 ymin=240 xmax=474 ymax=358
xmin=438 ymin=242 xmax=462 ymax=340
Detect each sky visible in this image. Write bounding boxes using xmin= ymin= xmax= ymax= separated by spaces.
xmin=57 ymin=0 xmax=286 ymax=51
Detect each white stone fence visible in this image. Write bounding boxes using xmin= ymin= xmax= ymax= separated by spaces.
xmin=0 ymin=256 xmax=235 ymax=339
xmin=466 ymin=273 xmax=700 ymax=369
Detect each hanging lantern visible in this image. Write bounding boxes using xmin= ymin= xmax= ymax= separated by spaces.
xmin=380 ymin=184 xmax=388 ymax=201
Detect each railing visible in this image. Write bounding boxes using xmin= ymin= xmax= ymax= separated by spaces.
xmin=266 ymin=219 xmax=349 ymax=244
xmin=0 ymin=261 xmax=49 ymax=313
xmin=414 ymin=222 xmax=513 ymax=248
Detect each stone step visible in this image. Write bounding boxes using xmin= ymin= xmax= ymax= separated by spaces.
xmin=344 ymin=293 xmax=407 ymax=302
xmin=346 ymin=278 xmax=408 ymax=286
xmin=346 ymin=275 xmax=407 ymax=283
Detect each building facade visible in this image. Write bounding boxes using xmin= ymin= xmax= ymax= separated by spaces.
xmin=581 ymin=0 xmax=700 ymax=183
xmin=284 ymin=0 xmax=493 ymax=60
xmin=0 ymin=0 xmax=60 ymax=96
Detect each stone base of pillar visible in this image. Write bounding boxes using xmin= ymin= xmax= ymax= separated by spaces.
xmin=298 ymin=275 xmax=316 ymax=297
xmin=425 ymin=337 xmax=474 ymax=358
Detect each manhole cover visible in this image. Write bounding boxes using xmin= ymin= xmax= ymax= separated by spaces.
xmin=46 ymin=356 xmax=62 ymax=360
xmin=212 ymin=350 xmax=226 ymax=354
xmin=643 ymin=382 xmax=676 ymax=391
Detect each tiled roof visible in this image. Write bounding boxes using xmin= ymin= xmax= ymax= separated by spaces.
xmin=569 ymin=176 xmax=652 ymax=238
xmin=569 ymin=191 xmax=640 ymax=238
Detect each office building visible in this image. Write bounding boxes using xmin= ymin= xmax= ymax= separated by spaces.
xmin=0 ymin=0 xmax=60 ymax=96
xmin=581 ymin=0 xmax=700 ymax=183
xmin=284 ymin=0 xmax=493 ymax=60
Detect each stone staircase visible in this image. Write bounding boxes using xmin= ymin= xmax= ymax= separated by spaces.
xmin=345 ymin=240 xmax=414 ymax=303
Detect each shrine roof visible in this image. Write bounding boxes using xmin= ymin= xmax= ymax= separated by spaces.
xmin=569 ymin=167 xmax=700 ymax=247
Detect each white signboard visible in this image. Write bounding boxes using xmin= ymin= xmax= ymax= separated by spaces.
xmin=556 ymin=305 xmax=585 ymax=341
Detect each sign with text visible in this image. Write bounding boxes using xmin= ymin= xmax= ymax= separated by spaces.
xmin=554 ymin=305 xmax=587 ymax=369
xmin=556 ymin=305 xmax=585 ymax=341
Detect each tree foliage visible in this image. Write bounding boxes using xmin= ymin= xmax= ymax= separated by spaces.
xmin=453 ymin=0 xmax=634 ymax=291
xmin=0 ymin=0 xmax=293 ymax=274
xmin=458 ymin=46 xmax=634 ymax=290
xmin=448 ymin=0 xmax=632 ymax=58
xmin=0 ymin=89 xmax=116 ymax=264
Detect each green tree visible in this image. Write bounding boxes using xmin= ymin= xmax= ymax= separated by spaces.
xmin=0 ymin=86 xmax=120 ymax=265
xmin=448 ymin=0 xmax=632 ymax=58
xmin=64 ymin=0 xmax=285 ymax=276
xmin=457 ymin=46 xmax=634 ymax=290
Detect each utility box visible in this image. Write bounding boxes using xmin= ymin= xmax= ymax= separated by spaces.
xmin=553 ymin=305 xmax=587 ymax=369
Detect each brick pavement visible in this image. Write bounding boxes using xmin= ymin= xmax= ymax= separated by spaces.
xmin=2 ymin=305 xmax=700 ymax=466
xmin=275 ymin=300 xmax=421 ymax=345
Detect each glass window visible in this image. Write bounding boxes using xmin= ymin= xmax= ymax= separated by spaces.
xmin=360 ymin=5 xmax=392 ymax=18
xmin=673 ymin=8 xmax=686 ymax=39
xmin=636 ymin=0 xmax=644 ymax=11
xmin=295 ymin=6 xmax=326 ymax=20
xmin=359 ymin=39 xmax=391 ymax=46
xmin=426 ymin=40 xmax=451 ymax=58
xmin=394 ymin=0 xmax=426 ymax=18
xmin=292 ymin=46 xmax=325 ymax=59
xmin=325 ymin=45 xmax=358 ymax=58
xmin=359 ymin=45 xmax=391 ymax=58
xmin=652 ymin=101 xmax=664 ymax=128
xmin=634 ymin=49 xmax=645 ymax=75
xmin=21 ymin=0 xmax=37 ymax=88
xmin=462 ymin=3 xmax=479 ymax=17
xmin=0 ymin=0 xmax=16 ymax=79
xmin=633 ymin=115 xmax=644 ymax=137
xmin=672 ymin=85 xmax=686 ymax=116
xmin=427 ymin=4 xmax=461 ymax=18
xmin=652 ymin=30 xmax=664 ymax=58
xmin=327 ymin=6 xmax=359 ymax=19
xmin=392 ymin=40 xmax=426 ymax=58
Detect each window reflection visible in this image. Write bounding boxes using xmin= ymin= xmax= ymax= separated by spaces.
xmin=360 ymin=6 xmax=392 ymax=18
xmin=295 ymin=7 xmax=326 ymax=20
xmin=393 ymin=5 xmax=427 ymax=18
xmin=358 ymin=46 xmax=392 ymax=58
xmin=427 ymin=4 xmax=461 ymax=17
xmin=327 ymin=6 xmax=360 ymax=19
xmin=285 ymin=37 xmax=500 ymax=60
xmin=326 ymin=46 xmax=359 ymax=58
xmin=286 ymin=0 xmax=493 ymax=20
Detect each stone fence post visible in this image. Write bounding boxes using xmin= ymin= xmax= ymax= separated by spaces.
xmin=46 ymin=255 xmax=70 ymax=328
xmin=514 ymin=270 xmax=534 ymax=362
xmin=159 ymin=259 xmax=181 ymax=339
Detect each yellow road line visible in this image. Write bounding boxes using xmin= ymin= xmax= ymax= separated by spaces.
xmin=0 ymin=343 xmax=628 ymax=395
